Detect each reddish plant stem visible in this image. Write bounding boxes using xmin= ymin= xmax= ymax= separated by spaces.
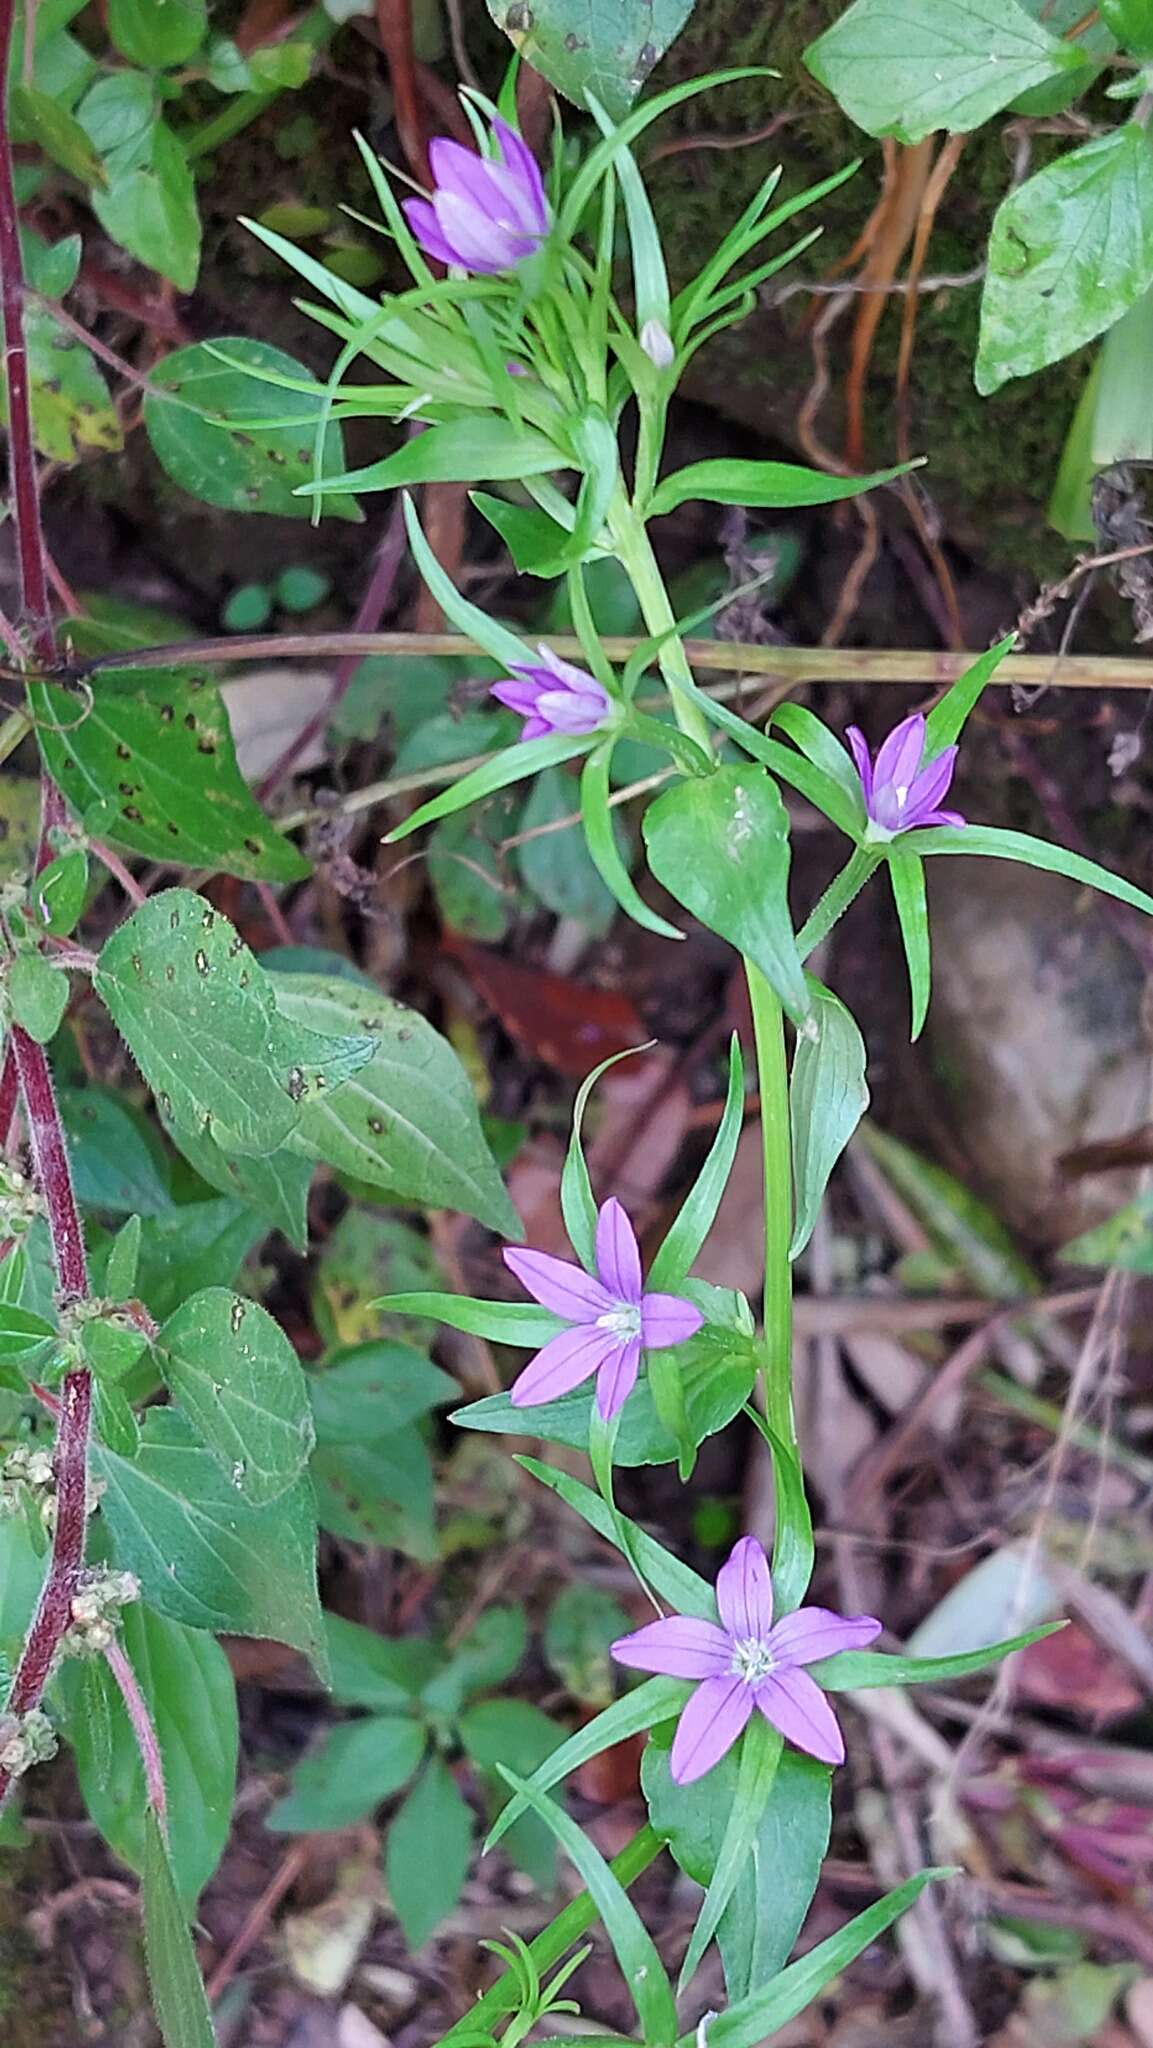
xmin=105 ymin=1638 xmax=167 ymax=1824
xmin=11 ymin=1026 xmax=87 ymax=1300
xmin=0 ymin=0 xmax=53 ymax=666
xmin=0 ymin=1044 xmax=17 ymax=1150
xmin=374 ymin=0 xmax=429 ymax=186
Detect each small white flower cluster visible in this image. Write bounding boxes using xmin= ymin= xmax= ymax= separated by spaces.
xmin=61 ymin=1568 xmax=141 ymax=1659
xmin=0 ymin=1709 xmax=57 ymax=1780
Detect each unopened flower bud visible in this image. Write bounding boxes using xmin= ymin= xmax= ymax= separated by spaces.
xmin=640 ymin=317 xmax=675 ymax=369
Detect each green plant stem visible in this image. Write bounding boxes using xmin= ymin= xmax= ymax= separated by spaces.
xmin=436 ymin=1824 xmax=664 ymax=2047
xmin=746 ymin=962 xmax=795 ymax=1447
xmin=797 ymin=846 xmax=880 ymax=960
xmin=606 ymin=494 xmax=713 ymax=751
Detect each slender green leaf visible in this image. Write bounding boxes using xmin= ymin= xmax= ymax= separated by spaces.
xmin=977 ymin=125 xmax=1153 ymax=394
xmin=772 ymin=704 xmax=866 ymax=816
xmin=497 ymin=1769 xmax=678 ymax=2046
xmin=922 ymin=635 xmax=1015 ymax=753
xmin=789 ymin=976 xmax=869 ymax=1258
xmin=93 ymin=892 xmax=374 ymax=1159
xmin=518 ymin=1456 xmax=716 ymax=1616
xmin=561 ymin=1049 xmax=643 ymax=1270
xmin=95 ymin=1408 xmax=327 ymax=1677
xmin=302 ymin=416 xmax=567 ymax=498
xmin=380 ymin=1291 xmax=563 ymax=1347
xmin=907 ymin=822 xmax=1153 ymax=917
xmin=888 ymin=849 xmax=931 ymax=1039
xmin=649 ymin=1035 xmax=744 ymax=1288
xmin=141 ymin=1811 xmax=216 ymax=2048
xmin=388 ymin=733 xmax=591 ymax=842
xmin=271 ymin=971 xmax=519 ymax=1235
xmin=581 ymin=746 xmax=683 ymax=939
xmin=402 ymin=496 xmax=537 ymax=669
xmin=644 ymin=767 xmax=810 ymax=1023
xmin=155 ymin=1288 xmax=314 ymax=1506
xmin=649 ymin=457 xmax=910 ymax=519
xmin=806 ymin=0 xmax=1081 ymax=143
xmin=811 ymin=1622 xmax=1062 ymax=1690
xmin=696 ymin=1869 xmax=950 ymax=2048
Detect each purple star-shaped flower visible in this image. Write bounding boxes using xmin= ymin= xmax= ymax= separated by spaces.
xmin=504 ymin=1197 xmax=703 ymax=1421
xmin=403 ymin=118 xmax=549 ymax=276
xmin=845 ymin=712 xmax=965 ymax=839
xmin=611 ymin=1534 xmax=881 ymax=1784
xmin=491 ymin=645 xmax=612 ymax=742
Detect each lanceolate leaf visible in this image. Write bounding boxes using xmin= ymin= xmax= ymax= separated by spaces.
xmin=30 ymin=667 xmax=309 ymax=883
xmin=270 ymin=971 xmax=519 ymax=1235
xmin=388 ymin=732 xmax=591 ymax=843
xmin=386 ymin=1757 xmax=474 ymax=1949
xmin=922 ymin=635 xmax=1015 ymax=753
xmin=518 ymin=1457 xmax=716 ymax=1617
xmin=155 ymin=1288 xmax=315 ymax=1506
xmin=648 ymin=1035 xmax=745 ymax=1288
xmin=644 ymin=767 xmax=810 ymax=1023
xmin=487 ymin=0 xmax=696 ymax=121
xmin=888 ymin=849 xmax=931 ymax=1039
xmin=906 ymin=823 xmax=1153 ymax=917
xmin=648 ymin=457 xmax=910 ymax=519
xmin=380 ymin=1292 xmax=564 ymax=1347
xmin=581 ymin=746 xmax=684 ymax=939
xmin=977 ymin=125 xmax=1153 ymax=394
xmin=93 ymin=892 xmax=374 ymax=1159
xmin=141 ymin=1812 xmax=217 ymax=2048
xmin=789 ymin=976 xmax=869 ymax=1258
xmin=95 ymin=1409 xmax=327 ymax=1677
xmin=806 ymin=0 xmax=1081 ymax=143
xmin=65 ymin=1604 xmax=238 ymax=1908
xmin=810 ymin=1622 xmax=1062 ymax=1690
xmin=302 ymin=416 xmax=568 ymax=497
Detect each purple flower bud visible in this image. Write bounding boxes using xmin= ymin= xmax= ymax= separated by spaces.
xmin=403 ymin=117 xmax=550 ymax=276
xmin=640 ymin=318 xmax=675 ymax=369
xmin=845 ymin=713 xmax=965 ymax=838
xmin=490 ymin=645 xmax=612 ymax=742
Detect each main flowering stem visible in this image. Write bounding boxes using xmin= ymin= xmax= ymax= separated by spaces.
xmin=745 ymin=966 xmax=795 ymax=1447
xmin=607 ymin=493 xmax=714 ymax=754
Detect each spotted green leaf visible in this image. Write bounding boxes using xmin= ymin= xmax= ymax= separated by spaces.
xmin=486 ymin=0 xmax=696 ymax=120
xmin=155 ymin=1288 xmax=315 ymax=1506
xmin=6 ymin=306 xmax=122 ymax=464
xmin=93 ymin=891 xmax=375 ymax=1159
xmin=30 ymin=666 xmax=309 ymax=883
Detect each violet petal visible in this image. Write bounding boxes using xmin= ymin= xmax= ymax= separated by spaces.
xmin=716 ymin=1534 xmax=774 ymax=1643
xmin=503 ymin=1245 xmax=614 ymax=1322
xmin=873 ymin=713 xmax=926 ymax=799
xmin=594 ymin=1334 xmax=642 ymax=1420
xmin=905 ymin=744 xmax=958 ymax=822
xmin=670 ymin=1674 xmax=754 ymax=1785
xmin=917 ymin=807 xmax=966 ymax=830
xmin=432 ymin=192 xmax=528 ymax=272
xmin=595 ymin=1197 xmax=643 ymax=1305
xmin=402 ymin=199 xmax=460 ymax=269
xmin=493 ymin=118 xmax=549 ymax=232
xmin=490 ymin=677 xmax=543 ymax=716
xmin=641 ymin=1292 xmax=704 ymax=1350
xmin=767 ymin=1607 xmax=882 ymax=1669
xmin=535 ymin=687 xmax=608 ymax=736
xmin=610 ymin=1615 xmax=732 ymax=1681
xmin=754 ymin=1665 xmax=845 ymax=1765
xmin=509 ymin=1323 xmax=618 ymax=1407
xmin=845 ymin=726 xmax=874 ymax=807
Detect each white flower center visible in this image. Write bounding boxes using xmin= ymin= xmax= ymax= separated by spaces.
xmin=729 ymin=1635 xmax=776 ymax=1685
xmin=596 ymin=1303 xmax=642 ymax=1340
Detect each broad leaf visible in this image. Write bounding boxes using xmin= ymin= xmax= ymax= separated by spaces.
xmin=108 ymin=0 xmax=206 ymax=65
xmin=459 ymin=1697 xmax=564 ymax=1890
xmin=141 ymin=1812 xmax=216 ymax=2048
xmin=65 ymin=1605 xmax=237 ymax=1907
xmin=313 ymin=1426 xmax=436 ymax=1560
xmin=131 ymin=1199 xmax=265 ymax=1324
xmin=270 ymin=971 xmax=519 ymax=1235
xmin=643 ymin=1729 xmax=831 ymax=2000
xmin=8 ymin=305 xmax=121 ymax=463
xmin=487 ymin=0 xmax=696 ymax=120
xmin=156 ymin=1288 xmax=315 ymax=1506
xmin=143 ymin=337 xmax=360 ymax=521
xmin=93 ymin=892 xmax=374 ymax=1159
xmin=268 ymin=1714 xmax=426 ymax=1832
xmin=977 ymin=125 xmax=1153 ymax=394
xmin=644 ymin=767 xmax=810 ymax=1023
xmin=422 ymin=1606 xmax=528 ymax=1715
xmin=31 ymin=666 xmax=309 ymax=883
xmin=95 ymin=1409 xmax=327 ymax=1677
xmin=678 ymin=1713 xmax=783 ymax=1991
xmin=309 ymin=1342 xmax=455 ymax=1441
xmin=324 ymin=1612 xmax=441 ymax=1710
xmin=159 ymin=1111 xmax=312 ymax=1250
xmin=648 ymin=457 xmax=909 ymax=519
xmin=519 ymin=764 xmax=619 ymax=933
xmin=386 ymin=1757 xmax=474 ymax=1949
xmin=92 ymin=122 xmax=201 ymax=293
xmin=789 ymin=976 xmax=869 ymax=1258
xmin=806 ymin=0 xmax=1081 ymax=143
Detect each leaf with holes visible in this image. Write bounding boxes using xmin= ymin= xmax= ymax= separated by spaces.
xmin=155 ymin=1288 xmax=315 ymax=1506
xmin=6 ymin=306 xmax=122 ymax=464
xmin=486 ymin=0 xmax=696 ymax=119
xmin=270 ymin=971 xmax=519 ymax=1235
xmin=143 ymin=337 xmax=361 ymax=520
xmin=30 ymin=666 xmax=309 ymax=882
xmin=95 ymin=1408 xmax=327 ymax=1677
xmin=93 ymin=891 xmax=375 ymax=1159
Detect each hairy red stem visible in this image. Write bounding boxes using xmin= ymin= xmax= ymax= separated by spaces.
xmin=0 ymin=1044 xmax=17 ymax=1150
xmin=11 ymin=1027 xmax=87 ymax=1299
xmin=105 ymin=1637 xmax=167 ymax=1824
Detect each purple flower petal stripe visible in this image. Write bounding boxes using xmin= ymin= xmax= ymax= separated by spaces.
xmin=611 ymin=1533 xmax=881 ymax=1783
xmin=504 ymin=1196 xmax=702 ymax=1421
xmin=491 ymin=644 xmax=612 ymax=742
xmin=403 ymin=118 xmax=550 ymax=275
xmin=846 ymin=712 xmax=965 ymax=838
